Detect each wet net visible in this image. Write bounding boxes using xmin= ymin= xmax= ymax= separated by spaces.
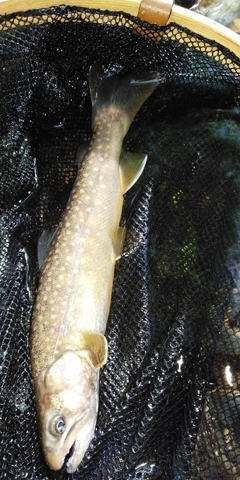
xmin=0 ymin=4 xmax=240 ymax=479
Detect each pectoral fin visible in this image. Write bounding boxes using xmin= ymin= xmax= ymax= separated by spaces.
xmin=119 ymin=151 xmax=148 ymax=194
xmin=80 ymin=331 xmax=108 ymax=368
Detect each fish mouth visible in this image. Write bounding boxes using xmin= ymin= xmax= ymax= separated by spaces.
xmin=65 ymin=439 xmax=78 ymax=473
xmin=64 ymin=413 xmax=88 ymax=473
xmin=64 ymin=440 xmax=76 ymax=470
xmin=64 ymin=409 xmax=96 ymax=474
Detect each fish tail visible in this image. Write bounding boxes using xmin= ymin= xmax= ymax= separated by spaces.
xmin=89 ymin=63 xmax=163 ymax=136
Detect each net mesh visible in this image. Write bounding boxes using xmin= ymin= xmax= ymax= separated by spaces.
xmin=0 ymin=5 xmax=240 ymax=479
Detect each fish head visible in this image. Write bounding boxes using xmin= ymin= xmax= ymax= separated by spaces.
xmin=34 ymin=350 xmax=99 ymax=473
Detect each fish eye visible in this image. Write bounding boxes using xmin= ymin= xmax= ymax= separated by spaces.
xmin=49 ymin=416 xmax=66 ymax=436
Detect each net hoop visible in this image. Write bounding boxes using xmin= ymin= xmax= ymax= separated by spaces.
xmin=0 ymin=1 xmax=239 ymax=56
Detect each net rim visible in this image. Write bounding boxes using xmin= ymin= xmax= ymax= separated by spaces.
xmin=0 ymin=2 xmax=239 ymax=57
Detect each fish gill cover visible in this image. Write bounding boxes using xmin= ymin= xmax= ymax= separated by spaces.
xmin=0 ymin=5 xmax=240 ymax=480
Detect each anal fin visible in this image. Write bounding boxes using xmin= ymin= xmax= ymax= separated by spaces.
xmin=114 ymin=226 xmax=126 ymax=260
xmin=119 ymin=151 xmax=148 ymax=194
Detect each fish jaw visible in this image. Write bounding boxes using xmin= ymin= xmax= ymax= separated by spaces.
xmin=34 ymin=351 xmax=100 ymax=472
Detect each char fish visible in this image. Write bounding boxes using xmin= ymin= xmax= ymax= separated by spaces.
xmin=30 ymin=64 xmax=161 ymax=473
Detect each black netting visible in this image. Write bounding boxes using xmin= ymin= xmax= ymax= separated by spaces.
xmin=0 ymin=5 xmax=240 ymax=479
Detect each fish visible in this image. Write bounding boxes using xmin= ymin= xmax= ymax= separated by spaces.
xmin=30 ymin=63 xmax=161 ymax=473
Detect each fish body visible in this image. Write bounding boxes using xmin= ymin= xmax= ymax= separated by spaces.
xmin=31 ymin=64 xmax=160 ymax=473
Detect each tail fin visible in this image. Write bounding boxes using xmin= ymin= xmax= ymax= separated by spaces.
xmin=89 ymin=63 xmax=163 ymax=136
